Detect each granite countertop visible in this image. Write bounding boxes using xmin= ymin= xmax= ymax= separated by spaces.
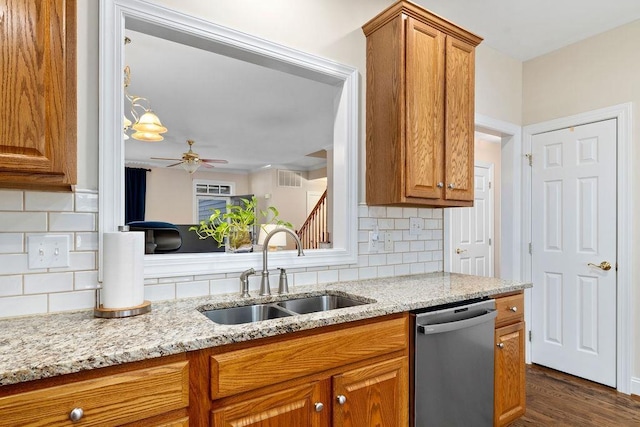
xmin=0 ymin=272 xmax=530 ymax=386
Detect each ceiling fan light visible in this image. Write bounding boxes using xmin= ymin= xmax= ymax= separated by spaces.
xmin=131 ymin=130 xmax=164 ymax=141
xmin=181 ymin=159 xmax=201 ymax=174
xmin=132 ymin=111 xmax=168 ymax=134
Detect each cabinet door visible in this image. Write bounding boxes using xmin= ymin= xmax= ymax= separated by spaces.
xmin=211 ymin=380 xmax=329 ymax=427
xmin=0 ymin=0 xmax=76 ymax=189
xmin=405 ymin=17 xmax=445 ymax=200
xmin=494 ymin=322 xmax=526 ymax=427
xmin=333 ymin=357 xmax=408 ymax=427
xmin=444 ymin=36 xmax=475 ymax=202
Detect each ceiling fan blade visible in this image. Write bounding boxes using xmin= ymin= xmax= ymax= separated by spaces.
xmin=166 ymin=162 xmax=184 ymax=168
xmin=150 ymin=157 xmax=182 ymax=161
xmin=201 ymin=162 xmax=214 ymax=168
xmin=200 ymin=159 xmax=229 ymax=164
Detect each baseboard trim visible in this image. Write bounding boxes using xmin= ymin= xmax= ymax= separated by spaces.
xmin=630 ymin=377 xmax=640 ymax=396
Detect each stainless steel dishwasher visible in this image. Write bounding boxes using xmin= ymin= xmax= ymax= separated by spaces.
xmin=412 ymin=298 xmax=497 ymax=427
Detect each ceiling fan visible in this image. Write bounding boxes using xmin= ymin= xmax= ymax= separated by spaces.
xmin=151 ymin=139 xmax=228 ymax=173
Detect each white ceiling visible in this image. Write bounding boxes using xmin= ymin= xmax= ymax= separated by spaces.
xmin=414 ymin=0 xmax=640 ymax=61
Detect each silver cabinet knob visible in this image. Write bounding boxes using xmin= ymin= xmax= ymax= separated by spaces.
xmin=315 ymin=402 xmax=324 ymax=412
xmin=69 ymin=408 xmax=84 ymax=422
xmin=447 ymin=183 xmax=455 ymax=189
xmin=509 ymin=306 xmax=518 ymax=312
xmin=336 ymin=394 xmax=347 ymax=405
xmin=497 ymin=342 xmax=504 ymax=349
xmin=437 ymin=182 xmax=444 ymax=188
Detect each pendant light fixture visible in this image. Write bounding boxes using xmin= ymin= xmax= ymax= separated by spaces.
xmin=123 ymin=37 xmax=167 ymax=141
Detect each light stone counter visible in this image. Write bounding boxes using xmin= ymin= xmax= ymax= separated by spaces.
xmin=0 ymin=272 xmax=530 ymax=386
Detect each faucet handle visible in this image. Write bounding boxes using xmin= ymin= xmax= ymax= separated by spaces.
xmin=239 ymin=268 xmax=255 ymax=298
xmin=277 ymin=268 xmax=289 ymax=294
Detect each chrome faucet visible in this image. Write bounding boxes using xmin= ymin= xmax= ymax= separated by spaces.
xmin=260 ymin=228 xmax=304 ymax=296
xmin=239 ymin=268 xmax=255 ymax=298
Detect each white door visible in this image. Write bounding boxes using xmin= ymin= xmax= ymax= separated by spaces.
xmin=451 ymin=164 xmax=493 ymax=277
xmin=531 ymin=119 xmax=617 ymax=387
xmin=306 ymin=191 xmax=323 ymax=216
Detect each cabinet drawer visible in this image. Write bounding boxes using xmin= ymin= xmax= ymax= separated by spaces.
xmin=495 ymin=293 xmax=524 ymax=326
xmin=211 ymin=316 xmax=408 ymax=399
xmin=0 ymin=361 xmax=189 ymax=427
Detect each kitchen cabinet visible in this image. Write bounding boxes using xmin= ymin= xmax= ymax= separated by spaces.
xmin=494 ymin=292 xmax=526 ymax=426
xmin=199 ymin=313 xmax=410 ymax=426
xmin=0 ymin=0 xmax=77 ymax=190
xmin=0 ymin=356 xmax=189 ymax=426
xmin=362 ymin=0 xmax=481 ymax=207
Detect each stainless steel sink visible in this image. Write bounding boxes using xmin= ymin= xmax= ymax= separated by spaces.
xmin=276 ymin=295 xmax=367 ymax=314
xmin=201 ymin=304 xmax=292 ymax=325
xmin=200 ymin=293 xmax=372 ymax=325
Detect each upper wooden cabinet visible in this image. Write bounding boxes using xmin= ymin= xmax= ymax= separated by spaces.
xmin=363 ymin=1 xmax=481 ymax=207
xmin=0 ymin=0 xmax=77 ymax=190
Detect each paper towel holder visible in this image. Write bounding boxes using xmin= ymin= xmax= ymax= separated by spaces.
xmin=94 ymin=225 xmax=151 ymax=318
xmin=94 ymin=287 xmax=151 ymax=318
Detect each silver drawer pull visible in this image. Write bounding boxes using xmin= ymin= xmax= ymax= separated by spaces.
xmin=437 ymin=182 xmax=444 ymax=188
xmin=69 ymin=408 xmax=84 ymax=422
xmin=497 ymin=342 xmax=504 ymax=349
xmin=315 ymin=402 xmax=324 ymax=412
xmin=337 ymin=394 xmax=347 ymax=405
xmin=448 ymin=183 xmax=455 ymax=189
xmin=509 ymin=306 xmax=518 ymax=312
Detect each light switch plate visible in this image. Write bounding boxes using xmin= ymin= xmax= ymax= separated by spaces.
xmin=28 ymin=235 xmax=70 ymax=269
xmin=384 ymin=232 xmax=393 ymax=251
xmin=368 ymin=230 xmax=379 ymax=252
xmin=409 ymin=217 xmax=423 ymax=235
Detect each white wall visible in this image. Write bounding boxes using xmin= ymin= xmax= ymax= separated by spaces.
xmin=522 ymin=19 xmax=640 ymax=382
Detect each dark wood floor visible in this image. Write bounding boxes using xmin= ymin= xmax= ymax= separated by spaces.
xmin=511 ymin=365 xmax=640 ymax=426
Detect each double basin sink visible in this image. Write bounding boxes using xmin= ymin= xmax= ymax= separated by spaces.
xmin=200 ymin=294 xmax=371 ymax=325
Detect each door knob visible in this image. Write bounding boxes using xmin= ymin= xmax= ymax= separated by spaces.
xmin=455 ymin=248 xmax=467 ymax=254
xmin=587 ymin=261 xmax=612 ymax=271
xmin=336 ymin=395 xmax=347 ymax=405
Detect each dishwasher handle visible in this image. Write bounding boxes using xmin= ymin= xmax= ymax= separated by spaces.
xmin=417 ymin=309 xmax=497 ymax=335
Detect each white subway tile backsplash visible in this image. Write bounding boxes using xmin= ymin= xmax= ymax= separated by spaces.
xmin=368 ymin=206 xmax=386 ymax=218
xmin=0 ymin=213 xmax=47 ymax=232
xmin=74 ymin=191 xmax=99 ymax=212
xmin=0 ymin=190 xmax=446 ymax=317
xmin=0 ymin=254 xmax=32 ymax=275
xmin=176 ymin=280 xmax=209 ymax=298
xmin=358 ymin=267 xmax=377 ymax=280
xmin=338 ymin=268 xmax=358 ymax=282
xmin=75 ymin=232 xmax=98 ymax=251
xmin=0 ymin=190 xmax=23 ymax=211
xmin=25 ymin=192 xmax=73 ymax=212
xmin=317 ymin=269 xmax=339 ymax=284
xmin=49 ymin=213 xmax=95 ymax=232
xmin=144 ymin=284 xmax=176 ymax=302
xmin=394 ymin=264 xmax=411 ymax=276
xmin=0 ymin=233 xmax=23 ymax=253
xmin=0 ymin=294 xmax=47 ymax=318
xmin=49 ymin=290 xmax=95 ymax=312
xmin=386 ymin=207 xmax=403 ymax=218
xmin=0 ymin=275 xmax=22 ymax=297
xmin=209 ymin=278 xmax=238 ymax=295
xmin=74 ymin=271 xmax=100 ymax=290
xmin=293 ymin=271 xmax=317 ymax=286
xmin=369 ymin=254 xmax=386 ymax=266
xmin=402 ymin=208 xmax=418 ymax=218
xmin=24 ymin=272 xmax=74 ymax=294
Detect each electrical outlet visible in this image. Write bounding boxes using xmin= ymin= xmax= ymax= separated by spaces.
xmin=409 ymin=217 xmax=423 ymax=235
xmin=384 ymin=232 xmax=393 ymax=251
xmin=368 ymin=230 xmax=379 ymax=252
xmin=28 ymin=235 xmax=70 ymax=269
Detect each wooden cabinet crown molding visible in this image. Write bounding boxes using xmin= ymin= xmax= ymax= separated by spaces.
xmin=0 ymin=0 xmax=77 ymax=191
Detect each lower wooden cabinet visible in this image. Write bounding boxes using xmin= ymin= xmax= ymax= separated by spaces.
xmin=204 ymin=314 xmax=410 ymax=427
xmin=212 ymin=380 xmax=328 ymax=426
xmin=0 ymin=358 xmax=189 ymax=427
xmin=494 ymin=293 xmax=526 ymax=426
xmin=333 ymin=357 xmax=408 ymax=427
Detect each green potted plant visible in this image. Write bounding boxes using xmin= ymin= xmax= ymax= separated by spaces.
xmin=190 ymin=196 xmax=292 ymax=253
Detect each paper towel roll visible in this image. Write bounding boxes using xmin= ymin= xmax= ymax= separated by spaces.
xmin=102 ymin=231 xmax=145 ymax=309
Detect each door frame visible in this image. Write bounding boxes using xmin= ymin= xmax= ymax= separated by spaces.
xmin=444 ymin=161 xmax=495 ymax=276
xmin=522 ymin=103 xmax=632 ymax=394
